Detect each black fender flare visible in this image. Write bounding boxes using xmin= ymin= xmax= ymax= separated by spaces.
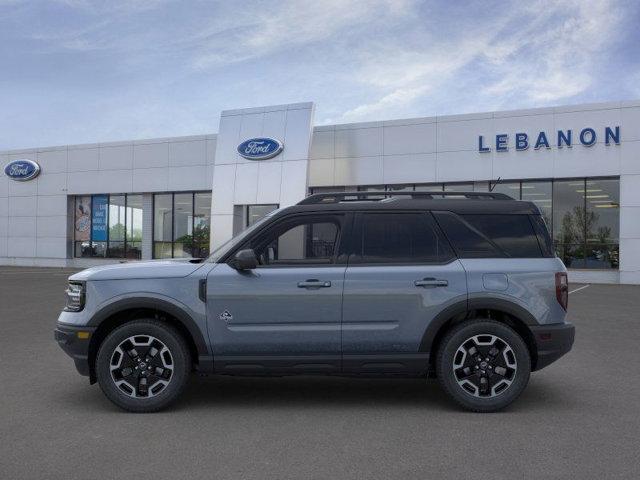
xmin=467 ymin=297 xmax=538 ymax=326
xmin=419 ymin=299 xmax=468 ymax=353
xmin=88 ymin=297 xmax=209 ymax=357
xmin=419 ymin=297 xmax=538 ymax=353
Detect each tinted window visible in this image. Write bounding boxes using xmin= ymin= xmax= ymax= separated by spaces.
xmin=530 ymin=215 xmax=554 ymax=257
xmin=461 ymin=214 xmax=542 ymax=258
xmin=356 ymin=213 xmax=453 ymax=264
xmin=250 ymin=217 xmax=340 ymax=265
xmin=433 ymin=212 xmax=501 ymax=258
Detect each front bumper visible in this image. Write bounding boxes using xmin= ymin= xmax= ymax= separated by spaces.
xmin=54 ymin=323 xmax=96 ymax=377
xmin=530 ymin=322 xmax=575 ymax=371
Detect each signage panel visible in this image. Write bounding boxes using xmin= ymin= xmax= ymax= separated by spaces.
xmin=91 ymin=195 xmax=108 ymax=242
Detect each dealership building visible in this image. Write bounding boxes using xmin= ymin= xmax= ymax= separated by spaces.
xmin=1 ymin=100 xmax=639 ymax=284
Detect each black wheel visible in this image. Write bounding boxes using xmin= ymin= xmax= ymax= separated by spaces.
xmin=96 ymin=320 xmax=191 ymax=413
xmin=436 ymin=319 xmax=531 ymax=412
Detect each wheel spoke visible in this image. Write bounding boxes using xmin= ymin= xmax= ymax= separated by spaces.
xmin=494 ymin=366 xmax=507 ymax=376
xmin=138 ymin=376 xmax=148 ymax=396
xmin=479 ymin=376 xmax=489 ymax=394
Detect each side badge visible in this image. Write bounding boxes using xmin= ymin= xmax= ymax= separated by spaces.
xmin=219 ymin=310 xmax=233 ymax=323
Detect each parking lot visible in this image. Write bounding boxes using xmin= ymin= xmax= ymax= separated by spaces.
xmin=1 ymin=267 xmax=639 ymax=479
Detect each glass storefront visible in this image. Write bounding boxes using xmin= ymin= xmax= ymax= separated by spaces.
xmin=74 ymin=193 xmax=143 ymax=259
xmin=310 ymin=177 xmax=620 ymax=270
xmin=73 ymin=179 xmax=619 ymax=268
xmin=152 ymin=192 xmax=211 ymax=259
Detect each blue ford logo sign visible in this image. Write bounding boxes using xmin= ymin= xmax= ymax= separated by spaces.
xmin=4 ymin=159 xmax=41 ymax=181
xmin=237 ymin=138 xmax=283 ymax=160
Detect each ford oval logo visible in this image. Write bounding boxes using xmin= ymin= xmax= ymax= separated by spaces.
xmin=237 ymin=137 xmax=283 ymax=160
xmin=4 ymin=159 xmax=41 ymax=181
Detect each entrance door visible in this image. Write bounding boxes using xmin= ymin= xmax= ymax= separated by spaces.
xmin=341 ymin=212 xmax=468 ymax=374
xmin=206 ymin=213 xmax=348 ymax=373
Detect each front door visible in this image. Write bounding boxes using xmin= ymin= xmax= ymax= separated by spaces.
xmin=341 ymin=211 xmax=468 ymax=374
xmin=206 ymin=213 xmax=348 ymax=374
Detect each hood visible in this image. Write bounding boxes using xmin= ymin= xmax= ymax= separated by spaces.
xmin=69 ymin=258 xmax=205 ymax=281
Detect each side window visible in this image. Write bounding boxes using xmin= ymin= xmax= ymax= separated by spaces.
xmin=530 ymin=215 xmax=554 ymax=257
xmin=433 ymin=211 xmax=503 ymax=258
xmin=249 ymin=216 xmax=340 ymax=266
xmin=355 ymin=212 xmax=454 ymax=264
xmin=434 ymin=211 xmax=543 ymax=258
xmin=461 ymin=214 xmax=543 ymax=258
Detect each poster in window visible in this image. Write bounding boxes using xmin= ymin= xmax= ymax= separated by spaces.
xmin=91 ymin=195 xmax=108 ymax=242
xmin=74 ymin=196 xmax=91 ymax=241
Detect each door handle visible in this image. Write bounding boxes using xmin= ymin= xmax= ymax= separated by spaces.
xmin=414 ymin=278 xmax=448 ymax=288
xmin=297 ymin=279 xmax=332 ymax=289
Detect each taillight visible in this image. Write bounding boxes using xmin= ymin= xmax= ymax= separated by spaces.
xmin=555 ymin=272 xmax=568 ymax=311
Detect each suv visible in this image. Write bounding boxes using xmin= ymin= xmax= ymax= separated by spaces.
xmin=55 ymin=191 xmax=575 ymax=413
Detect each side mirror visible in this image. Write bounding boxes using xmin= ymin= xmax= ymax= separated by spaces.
xmin=232 ymin=249 xmax=258 ymax=270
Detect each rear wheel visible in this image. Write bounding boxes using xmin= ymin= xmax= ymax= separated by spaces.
xmin=96 ymin=320 xmax=191 ymax=412
xmin=436 ymin=319 xmax=530 ymax=412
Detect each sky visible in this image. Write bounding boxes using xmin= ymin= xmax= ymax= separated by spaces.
xmin=1 ymin=0 xmax=639 ymax=150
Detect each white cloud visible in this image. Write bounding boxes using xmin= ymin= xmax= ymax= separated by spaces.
xmin=191 ymin=0 xmax=415 ymax=69
xmin=334 ymin=0 xmax=625 ymax=122
xmin=481 ymin=0 xmax=621 ymax=105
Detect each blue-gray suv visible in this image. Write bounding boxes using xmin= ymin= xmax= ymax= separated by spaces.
xmin=55 ymin=191 xmax=575 ymax=412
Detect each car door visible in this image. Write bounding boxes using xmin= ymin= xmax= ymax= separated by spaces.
xmin=206 ymin=212 xmax=349 ymax=374
xmin=341 ymin=211 xmax=468 ymax=374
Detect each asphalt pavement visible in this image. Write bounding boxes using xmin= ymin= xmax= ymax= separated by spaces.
xmin=1 ymin=267 xmax=639 ymax=479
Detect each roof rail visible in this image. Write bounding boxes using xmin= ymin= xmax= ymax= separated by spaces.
xmin=298 ymin=191 xmax=512 ymax=205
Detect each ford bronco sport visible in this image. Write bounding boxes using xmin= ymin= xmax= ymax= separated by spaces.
xmin=55 ymin=191 xmax=575 ymax=412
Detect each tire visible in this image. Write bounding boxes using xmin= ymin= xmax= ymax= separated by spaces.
xmin=436 ymin=319 xmax=531 ymax=412
xmin=96 ymin=319 xmax=191 ymax=413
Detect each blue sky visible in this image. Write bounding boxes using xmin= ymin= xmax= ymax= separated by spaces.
xmin=1 ymin=0 xmax=639 ymax=150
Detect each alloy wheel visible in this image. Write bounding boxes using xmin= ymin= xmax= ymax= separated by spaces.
xmin=452 ymin=334 xmax=517 ymax=398
xmin=109 ymin=335 xmax=174 ymax=398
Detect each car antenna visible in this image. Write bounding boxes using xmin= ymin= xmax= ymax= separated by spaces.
xmin=489 ymin=177 xmax=501 ymax=192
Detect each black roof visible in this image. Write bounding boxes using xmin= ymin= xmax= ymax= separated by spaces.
xmin=280 ymin=191 xmax=541 ymax=215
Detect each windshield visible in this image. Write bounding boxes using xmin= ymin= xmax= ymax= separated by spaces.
xmin=206 ymin=209 xmax=280 ymax=263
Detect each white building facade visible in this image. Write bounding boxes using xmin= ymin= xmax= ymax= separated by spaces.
xmin=2 ymin=100 xmax=639 ymax=284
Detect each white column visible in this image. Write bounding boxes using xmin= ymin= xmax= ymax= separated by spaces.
xmin=210 ymin=103 xmax=315 ymax=250
xmin=619 ymin=173 xmax=640 ymax=284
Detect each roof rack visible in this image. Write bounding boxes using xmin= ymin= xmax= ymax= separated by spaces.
xmin=298 ymin=191 xmax=512 ymax=205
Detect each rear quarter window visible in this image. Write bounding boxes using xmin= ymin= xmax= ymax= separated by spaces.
xmin=529 ymin=214 xmax=554 ymax=257
xmin=434 ymin=212 xmax=544 ymax=258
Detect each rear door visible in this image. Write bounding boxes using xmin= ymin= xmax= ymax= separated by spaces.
xmin=341 ymin=211 xmax=467 ymax=374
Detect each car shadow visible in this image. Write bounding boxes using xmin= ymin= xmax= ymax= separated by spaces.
xmin=51 ymin=373 xmax=578 ymax=414
xmin=179 ymin=375 xmax=453 ymax=411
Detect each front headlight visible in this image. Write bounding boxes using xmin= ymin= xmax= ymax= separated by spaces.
xmin=64 ymin=282 xmax=85 ymax=312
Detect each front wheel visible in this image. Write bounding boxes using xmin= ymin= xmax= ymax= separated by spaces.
xmin=436 ymin=319 xmax=531 ymax=412
xmin=96 ymin=320 xmax=191 ymax=412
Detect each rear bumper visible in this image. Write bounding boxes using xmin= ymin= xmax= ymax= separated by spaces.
xmin=54 ymin=323 xmax=96 ymax=377
xmin=530 ymin=322 xmax=575 ymax=371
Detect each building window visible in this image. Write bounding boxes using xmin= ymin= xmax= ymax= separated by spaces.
xmin=126 ymin=195 xmax=143 ymax=259
xmin=522 ymin=181 xmax=552 ymax=228
xmin=153 ymin=192 xmax=211 ymax=259
xmin=194 ymin=192 xmax=212 ymax=258
xmin=246 ymin=204 xmax=279 ymax=227
xmin=74 ymin=194 xmax=143 ymax=259
xmin=489 ymin=181 xmax=521 ymax=200
xmin=584 ymin=178 xmax=619 ymax=269
xmin=443 ymin=182 xmax=474 ymax=192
